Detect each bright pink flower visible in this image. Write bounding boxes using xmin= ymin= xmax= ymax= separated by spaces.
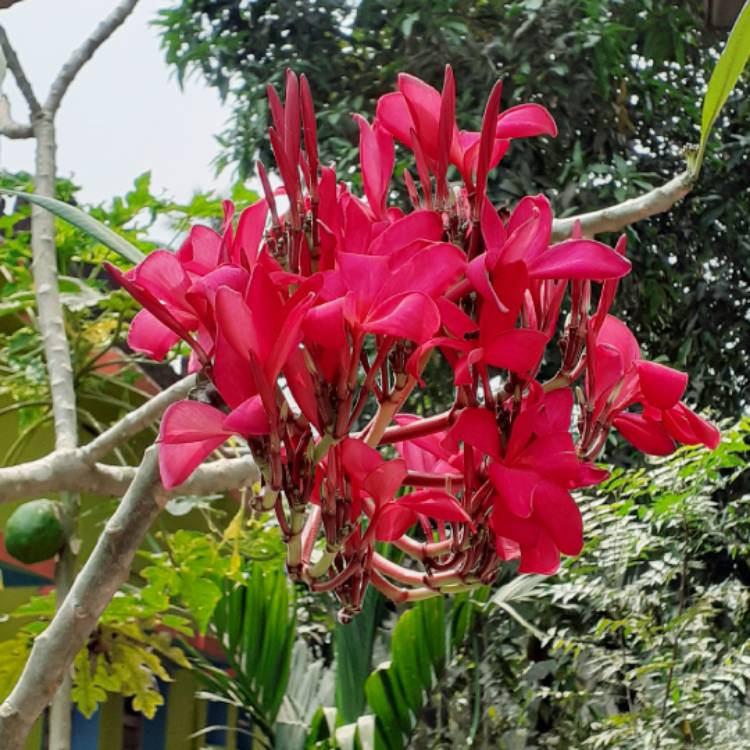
xmin=158 ymin=397 xmax=269 ymax=489
xmin=588 ymin=316 xmax=719 ymax=454
xmin=340 ymin=439 xmax=471 ymax=541
xmin=376 ymin=70 xmax=556 ymax=188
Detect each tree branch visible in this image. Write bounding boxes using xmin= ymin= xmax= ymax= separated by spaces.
xmin=0 ymin=94 xmax=31 ymax=138
xmin=550 ymin=170 xmax=697 ymax=240
xmin=0 ymin=451 xmax=258 ymax=504
xmin=0 ymin=25 xmax=40 ymax=116
xmin=80 ymin=374 xmax=197 ymax=464
xmin=0 ymin=447 xmax=163 ymax=750
xmin=44 ymin=0 xmax=140 ymax=114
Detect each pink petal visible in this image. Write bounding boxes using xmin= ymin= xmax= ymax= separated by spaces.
xmin=177 ymin=225 xmax=222 ymax=275
xmin=135 ymin=249 xmax=192 ymax=304
xmin=398 ymin=73 xmax=442 ymax=159
xmin=375 ymin=92 xmax=413 ymax=147
xmin=480 ymin=196 xmax=507 ymax=255
xmin=354 ymin=114 xmax=394 ymax=218
xmin=397 ymin=490 xmax=472 ymax=524
xmin=245 ymin=265 xmax=284 ymax=361
xmin=495 ymin=103 xmax=557 ymax=139
xmin=159 ymin=400 xmax=229 ymax=444
xmin=448 ymin=408 xmax=501 ymax=461
xmin=214 ymin=287 xmax=252 ymax=358
xmin=517 ymin=432 xmax=581 ymax=483
xmin=596 ymin=316 xmax=641 ymax=368
xmin=337 ymin=252 xmax=391 ymax=306
xmin=374 ymin=504 xmax=418 ymax=541
xmin=367 ymin=209 xmax=443 ymax=256
xmin=662 ymin=403 xmax=720 ymax=450
xmin=303 ymin=298 xmax=346 ymax=347
xmin=222 ymin=395 xmax=270 ymax=436
xmin=363 ymin=459 xmax=408 ymax=505
xmin=528 ymin=239 xmax=632 ymax=280
xmin=159 ymin=438 xmax=227 ymax=490
xmin=343 ymin=196 xmax=373 ymax=254
xmin=158 ymin=401 xmax=230 ymax=489
xmin=542 ymin=388 xmax=574 ymax=432
xmin=376 ymin=490 xmax=471 ymax=541
xmin=232 ymin=199 xmax=268 ymax=268
xmin=489 ymin=464 xmax=538 ymax=518
xmin=635 ymin=360 xmax=688 ymax=410
xmin=532 ymin=481 xmax=582 ymax=556
xmin=518 ymin=529 xmax=561 ymax=575
xmin=481 ymin=328 xmax=548 ymax=375
xmin=211 ymin=329 xmax=256 ymax=409
xmin=283 ymin=348 xmax=322 ymax=429
xmin=377 ymin=242 xmax=466 ymax=302
xmin=614 ymin=412 xmax=675 ymax=455
xmin=503 ymin=195 xmax=553 ymax=267
xmin=266 ymin=292 xmax=316 ymax=381
xmin=341 ymin=439 xmax=385 ymax=484
xmin=436 ymin=297 xmax=477 ymax=338
xmin=364 ymin=292 xmax=441 ymax=343
xmin=128 ymin=309 xmax=180 ymax=361
xmin=589 ymin=343 xmax=624 ymax=409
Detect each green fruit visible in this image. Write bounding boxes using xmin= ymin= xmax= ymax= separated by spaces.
xmin=4 ymin=499 xmax=65 ymax=564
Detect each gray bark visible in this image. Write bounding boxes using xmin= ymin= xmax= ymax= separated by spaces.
xmin=0 ymin=448 xmax=162 ymax=750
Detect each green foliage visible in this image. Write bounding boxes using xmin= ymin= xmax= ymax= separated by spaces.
xmin=186 ymin=566 xmax=297 ymax=746
xmin=0 ymin=171 xmax=259 ymax=462
xmin=3 ymin=189 xmax=145 ymax=263
xmin=334 ymin=587 xmax=387 ymax=724
xmin=364 ymin=598 xmax=448 ymax=749
xmin=0 ymin=591 xmax=190 ymax=719
xmin=0 ymin=514 xmax=286 ymax=721
xmin=406 ymin=419 xmax=749 ymax=748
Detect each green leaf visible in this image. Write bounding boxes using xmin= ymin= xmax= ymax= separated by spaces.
xmin=182 ymin=575 xmax=222 ymax=635
xmin=3 ymin=189 xmax=145 ymax=264
xmin=335 ymin=587 xmax=385 ymax=723
xmin=698 ymin=0 xmax=750 ymax=167
xmin=72 ymin=651 xmax=108 ymax=719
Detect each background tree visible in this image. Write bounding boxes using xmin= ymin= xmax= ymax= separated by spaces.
xmin=158 ymin=0 xmax=750 ymax=416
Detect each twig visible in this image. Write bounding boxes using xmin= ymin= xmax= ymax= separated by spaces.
xmin=550 ymin=170 xmax=697 ymax=240
xmin=44 ymin=0 xmax=140 ymax=114
xmin=0 ymin=25 xmax=40 ymax=115
xmin=80 ymin=374 xmax=197 ymax=464
xmin=0 ymin=94 xmax=31 ymax=138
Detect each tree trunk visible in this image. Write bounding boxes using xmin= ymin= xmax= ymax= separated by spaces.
xmin=32 ymin=110 xmax=78 ymax=750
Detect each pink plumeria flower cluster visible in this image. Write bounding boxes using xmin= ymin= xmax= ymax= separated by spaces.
xmin=108 ymin=67 xmax=718 ymax=620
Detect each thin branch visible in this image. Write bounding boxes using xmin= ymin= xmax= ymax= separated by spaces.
xmin=0 ymin=25 xmax=40 ymax=115
xmin=550 ymin=170 xmax=697 ymax=240
xmin=80 ymin=374 xmax=197 ymax=464
xmin=0 ymin=94 xmax=31 ymax=138
xmin=0 ymin=451 xmax=258 ymax=504
xmin=0 ymin=447 xmax=163 ymax=750
xmin=44 ymin=0 xmax=140 ymax=114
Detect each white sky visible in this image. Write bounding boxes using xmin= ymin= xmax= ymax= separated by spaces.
xmin=0 ymin=0 xmax=232 ymax=205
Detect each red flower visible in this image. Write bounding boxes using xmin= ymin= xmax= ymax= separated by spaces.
xmin=588 ymin=316 xmax=719 ymax=454
xmin=376 ymin=69 xmax=556 ymax=188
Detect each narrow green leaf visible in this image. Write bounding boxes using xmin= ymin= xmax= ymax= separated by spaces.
xmin=335 ymin=587 xmax=385 ymax=723
xmin=3 ymin=189 xmax=145 ymax=264
xmin=698 ymin=0 xmax=750 ymax=166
